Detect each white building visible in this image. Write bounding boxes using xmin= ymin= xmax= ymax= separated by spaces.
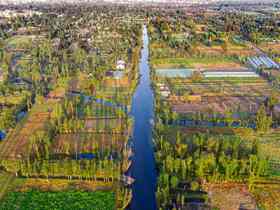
xmin=116 ymin=60 xmax=126 ymax=70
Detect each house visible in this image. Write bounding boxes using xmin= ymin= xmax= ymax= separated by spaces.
xmin=157 ymin=83 xmax=171 ymax=97
xmin=116 ymin=60 xmax=126 ymax=70
xmin=160 ymin=90 xmax=171 ymax=98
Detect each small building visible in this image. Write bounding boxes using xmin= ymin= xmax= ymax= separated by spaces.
xmin=160 ymin=90 xmax=171 ymax=98
xmin=116 ymin=60 xmax=126 ymax=70
xmin=157 ymin=83 xmax=171 ymax=97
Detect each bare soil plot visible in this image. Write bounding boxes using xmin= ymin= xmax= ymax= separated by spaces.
xmin=163 ymin=74 xmax=272 ymax=116
xmin=104 ymin=76 xmax=131 ymax=88
xmin=197 ymin=43 xmax=257 ymax=57
xmin=258 ymin=42 xmax=280 ymax=54
xmin=252 ymin=181 xmax=280 ymax=210
xmin=196 ymin=46 xmax=248 ymax=56
xmin=169 ymin=96 xmax=264 ymax=116
xmin=203 ymin=183 xmax=256 ymax=210
xmin=170 ymin=81 xmax=271 ymax=97
xmin=171 ymin=96 xmax=264 ymax=115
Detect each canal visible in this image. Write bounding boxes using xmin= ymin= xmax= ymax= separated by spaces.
xmin=130 ymin=25 xmax=157 ymax=210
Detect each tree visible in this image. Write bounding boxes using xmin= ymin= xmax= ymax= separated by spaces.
xmin=256 ymin=104 xmax=272 ymax=132
xmin=170 ymin=176 xmax=179 ymax=189
xmin=221 ymin=39 xmax=228 ymax=54
xmin=267 ymin=92 xmax=278 ymax=117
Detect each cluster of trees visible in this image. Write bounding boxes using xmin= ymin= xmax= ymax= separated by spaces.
xmin=155 ymin=131 xmax=269 ymax=209
xmin=148 ymin=15 xmax=237 ymax=59
xmin=220 ymin=12 xmax=280 ymax=43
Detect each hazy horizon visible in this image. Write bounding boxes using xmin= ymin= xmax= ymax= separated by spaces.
xmin=0 ymin=0 xmax=279 ymax=5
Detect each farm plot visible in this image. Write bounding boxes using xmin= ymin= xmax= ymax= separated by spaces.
xmin=0 ymin=87 xmax=65 ymax=159
xmin=256 ymin=129 xmax=280 ymax=162
xmin=0 ymin=190 xmax=115 ymax=210
xmin=175 ymin=83 xmax=271 ymax=97
xmin=151 ymin=57 xmax=242 ymax=69
xmin=248 ymin=56 xmax=279 ymax=69
xmin=156 ymin=69 xmax=273 ymax=118
xmin=258 ymin=42 xmax=280 ymax=55
xmin=197 ymin=42 xmax=257 ymax=57
xmin=0 ymin=110 xmax=51 ymax=159
xmin=59 ymin=118 xmax=130 ymax=134
xmin=52 ymin=133 xmax=127 ymax=155
xmin=252 ymin=180 xmax=280 ymax=210
xmin=0 ymin=91 xmax=31 ymax=106
xmin=155 ymin=68 xmax=193 ymax=78
xmin=171 ymin=96 xmax=263 ymax=115
xmin=203 ymin=183 xmax=256 ymax=210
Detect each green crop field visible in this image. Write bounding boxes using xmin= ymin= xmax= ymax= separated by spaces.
xmin=151 ymin=56 xmax=237 ymax=68
xmin=0 ymin=190 xmax=115 ymax=210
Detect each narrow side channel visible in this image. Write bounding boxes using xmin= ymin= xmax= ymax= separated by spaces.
xmin=130 ymin=25 xmax=157 ymax=210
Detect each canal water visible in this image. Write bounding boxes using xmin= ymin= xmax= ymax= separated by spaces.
xmin=130 ymin=25 xmax=157 ymax=210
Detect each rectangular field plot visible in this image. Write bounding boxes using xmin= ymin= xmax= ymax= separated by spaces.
xmin=151 ymin=57 xmax=242 ymax=69
xmin=155 ymin=68 xmax=193 ymax=78
xmin=0 ymin=190 xmax=115 ymax=210
xmin=52 ymin=133 xmax=127 ymax=155
xmin=203 ymin=71 xmax=259 ymax=78
xmin=156 ymin=67 xmax=276 ymax=118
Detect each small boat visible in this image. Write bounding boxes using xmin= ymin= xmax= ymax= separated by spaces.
xmin=149 ymin=118 xmax=154 ymax=126
xmin=121 ymin=175 xmax=135 ymax=185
